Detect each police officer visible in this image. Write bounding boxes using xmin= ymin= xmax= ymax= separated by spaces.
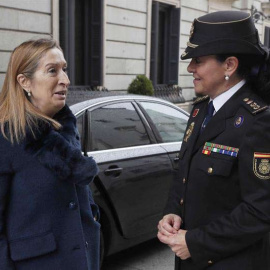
xmin=158 ymin=10 xmax=270 ymax=270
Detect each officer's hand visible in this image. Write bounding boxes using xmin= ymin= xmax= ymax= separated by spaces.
xmin=157 ymin=214 xmax=182 ymax=236
xmin=158 ymin=229 xmax=191 ymax=260
xmin=169 ymin=230 xmax=191 ymax=260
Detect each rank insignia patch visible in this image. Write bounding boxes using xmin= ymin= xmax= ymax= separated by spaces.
xmin=184 ymin=122 xmax=195 ymax=142
xmin=253 ymin=152 xmax=270 ymax=180
xmin=192 ymin=109 xmax=199 ymax=118
xmin=234 ymin=116 xmax=244 ymax=128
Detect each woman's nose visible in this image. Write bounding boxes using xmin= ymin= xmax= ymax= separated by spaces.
xmin=187 ymin=59 xmax=195 ymax=73
xmin=60 ymin=71 xmax=70 ymax=87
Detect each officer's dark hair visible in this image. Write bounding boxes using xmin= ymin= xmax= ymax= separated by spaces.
xmin=216 ymin=54 xmax=270 ymax=104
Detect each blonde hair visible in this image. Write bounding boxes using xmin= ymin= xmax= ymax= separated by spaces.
xmin=0 ymin=38 xmax=63 ymax=143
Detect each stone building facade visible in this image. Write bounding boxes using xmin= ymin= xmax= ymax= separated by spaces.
xmin=0 ymin=0 xmax=269 ymax=102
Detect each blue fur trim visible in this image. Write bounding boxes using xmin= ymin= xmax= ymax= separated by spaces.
xmin=24 ymin=105 xmax=98 ymax=185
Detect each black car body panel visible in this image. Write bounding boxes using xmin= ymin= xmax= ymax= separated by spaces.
xmin=70 ymin=95 xmax=189 ymax=256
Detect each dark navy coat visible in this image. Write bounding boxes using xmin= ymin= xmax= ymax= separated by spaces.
xmin=0 ymin=105 xmax=100 ymax=270
xmin=165 ymin=85 xmax=270 ymax=270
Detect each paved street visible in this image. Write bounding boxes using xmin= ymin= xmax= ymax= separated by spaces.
xmin=101 ymin=238 xmax=174 ymax=270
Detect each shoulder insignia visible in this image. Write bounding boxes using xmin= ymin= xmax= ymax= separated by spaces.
xmin=253 ymin=152 xmax=270 ymax=180
xmin=242 ymin=97 xmax=268 ymax=115
xmin=192 ymin=95 xmax=209 ymax=105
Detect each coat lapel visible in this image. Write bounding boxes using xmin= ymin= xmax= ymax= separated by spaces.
xmin=193 ymin=109 xmax=226 ymax=153
xmin=192 ymin=85 xmax=253 ymax=154
xmin=23 ymin=105 xmax=98 ymax=183
xmin=181 ymin=100 xmax=208 ymax=168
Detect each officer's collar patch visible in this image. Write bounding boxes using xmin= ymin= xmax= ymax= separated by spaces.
xmin=192 ymin=109 xmax=200 ymax=117
xmin=193 ymin=95 xmax=209 ymax=105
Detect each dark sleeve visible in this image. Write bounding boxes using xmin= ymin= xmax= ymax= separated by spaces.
xmin=0 ymin=140 xmax=15 ymax=269
xmin=185 ymin=113 xmax=270 ymax=267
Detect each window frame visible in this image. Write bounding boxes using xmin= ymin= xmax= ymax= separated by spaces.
xmin=85 ymin=101 xmax=157 ymax=152
xmin=59 ymin=0 xmax=104 ymax=87
xmin=137 ymin=100 xmax=189 ymax=143
xmin=150 ymin=1 xmax=180 ymax=87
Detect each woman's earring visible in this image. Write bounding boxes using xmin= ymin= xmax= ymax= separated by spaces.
xmin=27 ymin=91 xmax=31 ymax=97
xmin=225 ymin=75 xmax=230 ymax=81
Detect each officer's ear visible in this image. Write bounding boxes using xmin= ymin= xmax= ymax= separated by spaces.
xmin=224 ymin=56 xmax=239 ymax=76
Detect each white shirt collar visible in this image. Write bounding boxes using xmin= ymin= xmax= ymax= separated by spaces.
xmin=212 ymin=79 xmax=246 ymax=114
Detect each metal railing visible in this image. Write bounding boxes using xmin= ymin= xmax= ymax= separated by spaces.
xmin=153 ymin=85 xmax=185 ymax=103
xmin=66 ymin=84 xmax=186 ymax=106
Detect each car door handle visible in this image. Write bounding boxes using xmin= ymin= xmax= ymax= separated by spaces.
xmin=174 ymin=154 xmax=180 ymax=162
xmin=104 ymin=167 xmax=123 ymax=176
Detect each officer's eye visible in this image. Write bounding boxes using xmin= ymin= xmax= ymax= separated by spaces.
xmin=194 ymin=58 xmax=201 ymax=64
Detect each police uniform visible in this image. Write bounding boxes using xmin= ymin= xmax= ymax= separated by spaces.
xmin=164 ymin=11 xmax=270 ymax=270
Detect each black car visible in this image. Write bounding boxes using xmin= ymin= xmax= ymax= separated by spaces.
xmin=70 ymin=95 xmax=189 ymax=261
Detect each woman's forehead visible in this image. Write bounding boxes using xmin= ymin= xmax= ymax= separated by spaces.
xmin=39 ymin=48 xmax=66 ymax=67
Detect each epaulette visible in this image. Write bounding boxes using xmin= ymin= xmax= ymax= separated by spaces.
xmin=192 ymin=95 xmax=209 ymax=105
xmin=242 ymin=97 xmax=268 ymax=115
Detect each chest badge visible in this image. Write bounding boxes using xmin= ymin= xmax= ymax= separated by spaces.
xmin=184 ymin=122 xmax=195 ymax=142
xmin=192 ymin=109 xmax=199 ymax=118
xmin=234 ymin=116 xmax=244 ymax=128
xmin=202 ymin=142 xmax=239 ymax=157
xmin=254 ymin=152 xmax=270 ymax=180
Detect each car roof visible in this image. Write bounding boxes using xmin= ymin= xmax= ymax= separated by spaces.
xmin=70 ymin=94 xmax=189 ymax=116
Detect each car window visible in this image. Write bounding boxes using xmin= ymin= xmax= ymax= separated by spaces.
xmin=89 ymin=102 xmax=150 ymax=151
xmin=140 ymin=102 xmax=188 ymax=142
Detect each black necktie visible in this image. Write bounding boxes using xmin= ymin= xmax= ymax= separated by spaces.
xmin=201 ymin=101 xmax=214 ymax=133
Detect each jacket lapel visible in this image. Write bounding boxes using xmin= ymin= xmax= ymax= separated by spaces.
xmin=192 ymin=84 xmax=253 ymax=154
xmin=181 ymin=100 xmax=208 ymax=165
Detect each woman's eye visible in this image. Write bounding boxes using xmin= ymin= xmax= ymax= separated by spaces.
xmin=194 ymin=58 xmax=200 ymax=64
xmin=48 ymin=68 xmax=56 ymax=73
xmin=63 ymin=67 xmax=68 ymax=73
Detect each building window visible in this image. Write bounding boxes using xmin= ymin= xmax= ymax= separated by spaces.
xmin=59 ymin=0 xmax=104 ymax=87
xmin=150 ymin=2 xmax=180 ymax=87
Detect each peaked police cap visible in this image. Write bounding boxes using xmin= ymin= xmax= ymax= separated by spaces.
xmin=181 ymin=10 xmax=268 ymax=60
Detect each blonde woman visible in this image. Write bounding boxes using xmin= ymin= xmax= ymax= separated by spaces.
xmin=0 ymin=38 xmax=100 ymax=269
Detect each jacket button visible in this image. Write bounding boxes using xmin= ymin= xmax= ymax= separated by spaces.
xmin=180 ymin=198 xmax=184 ymax=205
xmin=85 ymin=241 xmax=89 ymax=249
xmin=183 ymin=178 xmax=186 ymax=184
xmin=208 ymin=260 xmax=213 ymax=265
xmin=207 ymin=167 xmax=213 ymax=174
xmin=69 ymin=201 xmax=77 ymax=210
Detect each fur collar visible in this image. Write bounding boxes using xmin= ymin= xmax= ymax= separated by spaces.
xmin=24 ymin=105 xmax=98 ymax=186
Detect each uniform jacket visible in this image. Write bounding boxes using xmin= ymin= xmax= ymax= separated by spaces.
xmin=0 ymin=105 xmax=100 ymax=270
xmin=164 ymin=85 xmax=270 ymax=270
